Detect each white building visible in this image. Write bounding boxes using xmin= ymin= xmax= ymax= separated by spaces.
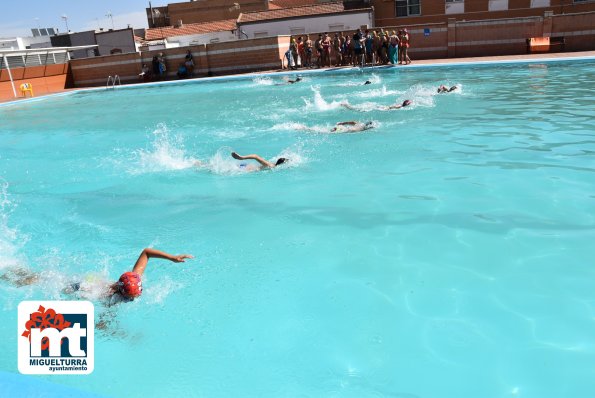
xmin=236 ymin=2 xmax=374 ymax=39
xmin=0 ymin=29 xmax=55 ymax=51
xmin=143 ymin=19 xmax=237 ymax=48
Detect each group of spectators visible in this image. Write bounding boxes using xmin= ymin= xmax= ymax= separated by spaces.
xmin=285 ymin=28 xmax=412 ymax=69
xmin=140 ymin=50 xmax=195 ymax=81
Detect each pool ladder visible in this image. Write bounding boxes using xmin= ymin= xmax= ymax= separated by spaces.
xmin=106 ymin=75 xmax=121 ymax=90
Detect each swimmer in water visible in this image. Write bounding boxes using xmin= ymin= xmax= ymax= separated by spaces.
xmin=341 ymin=99 xmax=412 ymax=112
xmin=379 ymin=99 xmax=413 ymax=110
xmin=275 ymin=77 xmax=301 ymax=86
xmin=231 ymin=152 xmax=288 ymax=170
xmin=331 ymin=121 xmax=375 ymax=133
xmin=1 ymin=248 xmax=193 ymax=305
xmin=364 ymin=80 xmax=372 ymax=85
xmin=437 ymin=85 xmax=457 ymax=93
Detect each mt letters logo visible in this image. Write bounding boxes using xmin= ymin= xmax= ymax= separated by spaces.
xmin=18 ymin=301 xmax=94 ymax=374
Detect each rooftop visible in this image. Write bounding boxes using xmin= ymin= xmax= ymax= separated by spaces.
xmin=145 ymin=19 xmax=237 ymax=40
xmin=267 ymin=0 xmax=318 ymax=10
xmin=238 ymin=2 xmax=346 ymax=24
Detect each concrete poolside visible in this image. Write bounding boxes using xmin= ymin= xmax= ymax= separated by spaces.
xmin=2 ymin=50 xmax=594 ymax=105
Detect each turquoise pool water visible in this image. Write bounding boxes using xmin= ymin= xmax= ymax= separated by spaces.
xmin=1 ymin=59 xmax=595 ymax=397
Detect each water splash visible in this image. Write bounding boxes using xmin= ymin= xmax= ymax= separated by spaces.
xmin=0 ymin=180 xmax=28 ymax=271
xmin=352 ymin=85 xmax=403 ymax=99
xmin=130 ymin=123 xmax=198 ymax=174
xmin=336 ymin=73 xmax=382 ymax=87
xmin=251 ymin=76 xmax=274 ymax=86
xmin=304 ymin=86 xmax=343 ymax=111
xmin=270 ymin=122 xmax=330 ymax=134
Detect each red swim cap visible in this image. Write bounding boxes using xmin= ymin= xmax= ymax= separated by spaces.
xmin=118 ymin=272 xmax=142 ymax=298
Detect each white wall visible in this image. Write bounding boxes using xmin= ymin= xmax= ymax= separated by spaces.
xmin=239 ymin=11 xmax=373 ymax=39
xmin=0 ymin=36 xmax=50 ymax=50
xmin=165 ymin=30 xmax=237 ymax=47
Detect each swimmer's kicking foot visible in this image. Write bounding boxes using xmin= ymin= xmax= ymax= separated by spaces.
xmin=231 ymin=152 xmax=287 ymax=170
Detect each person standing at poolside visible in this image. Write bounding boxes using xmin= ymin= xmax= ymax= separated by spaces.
xmin=352 ymin=29 xmax=364 ymax=66
xmin=185 ymin=50 xmax=194 ymax=77
xmin=380 ymin=31 xmax=389 ymax=64
xmin=151 ymin=56 xmax=160 ymax=80
xmin=365 ymin=30 xmax=374 ymax=65
xmin=343 ymin=34 xmax=352 ymax=65
xmin=333 ymin=32 xmax=342 ymax=67
xmin=322 ymin=33 xmax=332 ymax=67
xmin=304 ymin=35 xmax=313 ymax=68
xmin=399 ymin=29 xmax=412 ymax=65
xmin=158 ymin=53 xmax=167 ymax=79
xmin=314 ymin=34 xmax=324 ymax=68
xmin=389 ymin=31 xmax=399 ymax=65
xmin=297 ymin=36 xmax=305 ymax=68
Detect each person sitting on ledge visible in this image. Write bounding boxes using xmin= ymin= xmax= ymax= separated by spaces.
xmin=177 ymin=63 xmax=189 ymax=79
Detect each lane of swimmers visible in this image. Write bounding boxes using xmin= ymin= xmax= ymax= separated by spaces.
xmin=0 ymin=76 xmax=460 ymax=333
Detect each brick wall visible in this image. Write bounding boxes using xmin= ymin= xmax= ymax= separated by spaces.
xmin=168 ymin=0 xmax=267 ymax=25
xmin=552 ymin=11 xmax=595 ymax=52
xmin=0 ymin=63 xmax=70 ymax=101
xmin=69 ymin=36 xmax=291 ymax=87
xmin=372 ymin=0 xmax=595 ymax=27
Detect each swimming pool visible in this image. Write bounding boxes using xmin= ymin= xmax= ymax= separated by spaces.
xmin=1 ymin=58 xmax=594 ymax=397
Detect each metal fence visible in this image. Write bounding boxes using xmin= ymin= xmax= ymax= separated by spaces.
xmin=0 ymin=51 xmax=69 ymax=69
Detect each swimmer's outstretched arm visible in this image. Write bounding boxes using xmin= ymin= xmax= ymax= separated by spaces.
xmin=231 ymin=152 xmax=275 ymax=168
xmin=340 ymin=103 xmax=359 ymax=111
xmin=132 ymin=248 xmax=194 ymax=276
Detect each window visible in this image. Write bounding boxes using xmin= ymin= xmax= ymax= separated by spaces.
xmin=328 ymin=24 xmax=344 ymax=32
xmin=488 ymin=0 xmax=508 ymax=10
xmin=530 ymin=0 xmax=550 ymax=6
xmin=445 ymin=0 xmax=464 ymax=14
xmin=290 ymin=27 xmax=305 ymax=35
xmin=396 ymin=0 xmax=421 ymax=17
xmin=253 ymin=31 xmax=268 ymax=38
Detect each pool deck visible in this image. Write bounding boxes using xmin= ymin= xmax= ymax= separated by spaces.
xmin=2 ymin=50 xmax=594 ymax=105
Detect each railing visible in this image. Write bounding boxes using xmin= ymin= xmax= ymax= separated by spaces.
xmin=106 ymin=75 xmax=121 ymax=89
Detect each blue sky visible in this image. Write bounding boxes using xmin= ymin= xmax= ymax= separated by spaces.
xmin=0 ymin=0 xmax=153 ymax=38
